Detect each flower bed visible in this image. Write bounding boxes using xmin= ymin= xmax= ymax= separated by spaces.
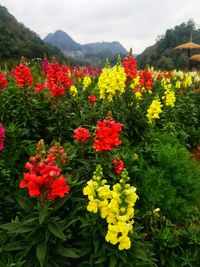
xmin=0 ymin=56 xmax=200 ymax=266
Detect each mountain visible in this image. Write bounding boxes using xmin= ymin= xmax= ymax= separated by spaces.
xmin=43 ymin=30 xmax=127 ymax=65
xmin=44 ymin=30 xmax=82 ymax=52
xmin=137 ymin=19 xmax=200 ymax=70
xmin=0 ymin=5 xmax=65 ymax=62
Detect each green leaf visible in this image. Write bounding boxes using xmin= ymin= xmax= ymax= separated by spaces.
xmin=51 ymin=196 xmax=69 ymax=211
xmin=11 ymin=224 xmax=37 ymax=234
xmin=54 ymin=246 xmax=79 ymax=258
xmin=39 ymin=208 xmax=48 ymax=224
xmin=95 ymin=256 xmax=106 ymax=264
xmin=0 ymin=222 xmax=20 ymax=231
xmin=36 ymin=241 xmax=47 ymax=267
xmin=47 ymin=222 xmax=66 ymax=240
xmin=93 ymin=237 xmax=99 ymax=254
xmin=15 ymin=194 xmax=34 ymax=211
xmin=5 ymin=241 xmax=28 ymax=251
xmin=109 ymin=255 xmax=118 ymax=267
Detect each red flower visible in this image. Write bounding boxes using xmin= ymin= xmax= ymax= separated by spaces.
xmin=88 ymin=95 xmax=97 ymax=103
xmin=50 ymin=84 xmax=65 ymax=97
xmin=19 ymin=173 xmax=45 ymax=197
xmin=47 ymin=176 xmax=70 ymax=201
xmin=93 ymin=118 xmax=123 ymax=152
xmin=0 ymin=72 xmax=7 ymax=91
xmin=19 ymin=142 xmax=70 ymax=201
xmin=138 ymin=70 xmax=153 ymax=90
xmin=0 ymin=123 xmax=5 ymax=152
xmin=12 ymin=64 xmax=33 ymax=87
xmin=46 ymin=63 xmax=72 ymax=97
xmin=42 ymin=57 xmax=49 ymax=75
xmin=73 ymin=127 xmax=91 ymax=144
xmin=112 ymin=158 xmax=124 ymax=174
xmin=34 ymin=83 xmax=45 ymax=93
xmin=122 ymin=55 xmax=137 ymax=80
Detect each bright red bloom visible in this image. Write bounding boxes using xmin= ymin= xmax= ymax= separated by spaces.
xmin=0 ymin=72 xmax=7 ymax=91
xmin=34 ymin=83 xmax=45 ymax=93
xmin=122 ymin=54 xmax=137 ymax=80
xmin=20 ymin=142 xmax=70 ymax=201
xmin=47 ymin=176 xmax=70 ymax=201
xmin=12 ymin=64 xmax=33 ymax=87
xmin=42 ymin=57 xmax=49 ymax=75
xmin=73 ymin=127 xmax=91 ymax=144
xmin=88 ymin=95 xmax=97 ymax=103
xmin=0 ymin=123 xmax=5 ymax=152
xmin=46 ymin=63 xmax=71 ymax=97
xmin=50 ymin=84 xmax=65 ymax=97
xmin=70 ymin=66 xmax=101 ymax=81
xmin=93 ymin=118 xmax=123 ymax=152
xmin=138 ymin=70 xmax=153 ymax=90
xmin=112 ymin=158 xmax=124 ymax=174
xmin=19 ymin=173 xmax=45 ymax=197
xmin=46 ymin=144 xmax=67 ymax=165
xmin=40 ymin=165 xmax=62 ymax=188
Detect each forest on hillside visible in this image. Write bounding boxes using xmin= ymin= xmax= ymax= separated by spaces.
xmin=137 ymin=20 xmax=200 ymax=70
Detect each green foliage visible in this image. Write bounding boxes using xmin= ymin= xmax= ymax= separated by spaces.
xmin=137 ymin=20 xmax=200 ymax=70
xmin=135 ymin=132 xmax=200 ymax=221
xmin=0 ymin=5 xmax=65 ymax=61
xmin=0 ymin=196 xmax=79 ymax=267
xmin=143 ymin=211 xmax=200 ymax=267
xmin=0 ymin=59 xmax=200 ymax=266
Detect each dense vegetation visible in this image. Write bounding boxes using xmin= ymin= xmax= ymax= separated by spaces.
xmin=0 ymin=5 xmax=66 ymax=63
xmin=0 ymin=56 xmax=200 ymax=266
xmin=137 ymin=20 xmax=200 ymax=70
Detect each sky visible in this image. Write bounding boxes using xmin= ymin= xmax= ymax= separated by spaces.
xmin=1 ymin=0 xmax=200 ymax=54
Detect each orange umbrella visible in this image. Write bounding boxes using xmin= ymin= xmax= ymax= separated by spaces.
xmin=190 ymin=54 xmax=200 ymax=62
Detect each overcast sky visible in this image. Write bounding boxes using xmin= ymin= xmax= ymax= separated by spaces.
xmin=1 ymin=0 xmax=200 ymax=54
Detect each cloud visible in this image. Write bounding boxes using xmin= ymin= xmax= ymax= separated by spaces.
xmin=1 ymin=0 xmax=200 ymax=53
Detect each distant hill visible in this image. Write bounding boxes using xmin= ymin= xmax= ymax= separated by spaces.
xmin=137 ymin=20 xmax=200 ymax=70
xmin=0 ymin=5 xmax=65 ymax=62
xmin=44 ymin=30 xmax=127 ymax=65
xmin=44 ymin=30 xmax=82 ymax=52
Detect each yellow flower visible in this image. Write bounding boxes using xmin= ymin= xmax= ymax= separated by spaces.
xmin=83 ymin=180 xmax=95 ymax=196
xmin=135 ymin=91 xmax=142 ymax=100
xmin=97 ymin=185 xmax=112 ymax=198
xmin=105 ymin=225 xmax=119 ymax=245
xmin=106 ymin=212 xmax=117 ymax=224
xmin=83 ymin=75 xmax=92 ymax=89
xmin=175 ymin=80 xmax=181 ymax=89
xmin=146 ymin=97 xmax=163 ymax=124
xmin=164 ymin=90 xmax=176 ymax=107
xmin=87 ymin=200 xmax=99 ymax=213
xmin=69 ymin=85 xmax=78 ymax=97
xmin=118 ymin=235 xmax=131 ymax=250
xmin=98 ymin=64 xmax=126 ymax=101
xmin=99 ymin=205 xmax=109 ymax=219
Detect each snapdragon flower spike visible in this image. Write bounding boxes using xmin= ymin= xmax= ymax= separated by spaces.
xmin=20 ymin=141 xmax=70 ymax=201
xmin=47 ymin=143 xmax=67 ymax=165
xmin=138 ymin=70 xmax=153 ymax=90
xmin=42 ymin=57 xmax=49 ymax=75
xmin=12 ymin=64 xmax=33 ymax=87
xmin=46 ymin=63 xmax=71 ymax=97
xmin=93 ymin=117 xmax=123 ymax=152
xmin=0 ymin=123 xmax=5 ymax=152
xmin=122 ymin=54 xmax=137 ymax=80
xmin=0 ymin=72 xmax=8 ymax=91
xmin=83 ymin=165 xmax=138 ymax=250
xmin=112 ymin=158 xmax=124 ymax=174
xmin=73 ymin=127 xmax=91 ymax=144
